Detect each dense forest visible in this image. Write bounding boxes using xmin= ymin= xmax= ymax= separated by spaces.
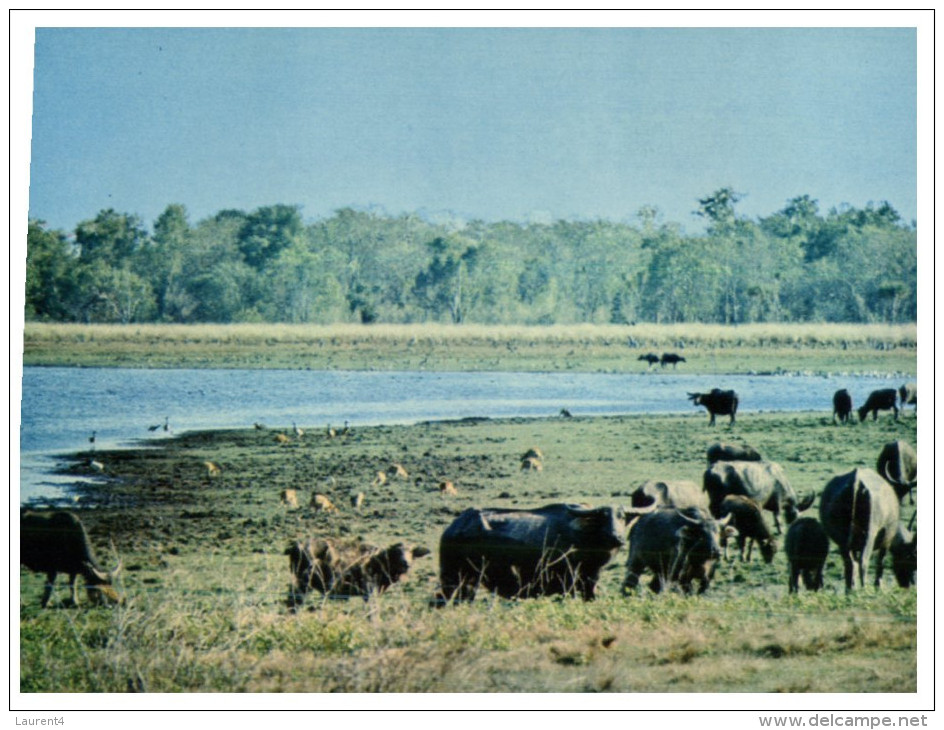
xmin=25 ymin=188 xmax=917 ymax=325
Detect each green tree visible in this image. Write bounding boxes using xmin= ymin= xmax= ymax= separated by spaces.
xmin=238 ymin=205 xmax=304 ymax=269
xmin=75 ymin=209 xmax=148 ymax=267
xmin=25 ymin=220 xmax=77 ymax=321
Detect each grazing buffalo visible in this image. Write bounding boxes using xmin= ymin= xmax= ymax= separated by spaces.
xmin=661 ymin=353 xmax=686 ymax=368
xmin=706 ymin=442 xmax=762 ymax=464
xmin=832 ymin=389 xmax=854 ymax=424
xmin=621 ymin=507 xmax=735 ymax=595
xmin=638 ymin=353 xmax=660 ymax=368
xmin=858 ymin=388 xmax=899 ymax=421
xmin=20 ymin=511 xmax=121 ymax=607
xmin=629 ymin=479 xmax=709 ymax=511
xmin=688 ymin=389 xmax=738 ymax=425
xmin=876 ymin=440 xmax=917 ymax=504
xmin=287 ymin=537 xmax=430 ymax=607
xmin=784 ymin=517 xmax=829 ymax=593
xmin=703 ymin=460 xmax=815 ymax=535
xmin=899 ymin=383 xmax=917 ymax=414
xmin=819 ymin=468 xmax=916 ymax=592
xmin=436 ymin=503 xmax=645 ymax=603
xmin=717 ymin=495 xmax=776 ymax=563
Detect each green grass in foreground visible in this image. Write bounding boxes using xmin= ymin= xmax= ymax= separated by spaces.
xmin=20 ymin=410 xmax=919 ymax=693
xmin=21 ymin=322 xmax=917 ymax=374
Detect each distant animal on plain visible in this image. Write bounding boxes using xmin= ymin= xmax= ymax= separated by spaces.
xmin=388 ymin=463 xmax=409 ymax=480
xmin=688 ymin=389 xmax=739 ymax=426
xmin=325 ymin=424 xmax=337 ymax=439
xmin=858 ymin=389 xmax=899 ymax=422
xmin=784 ymin=517 xmax=829 ymax=593
xmin=287 ymin=537 xmax=430 ymax=607
xmin=637 ymin=353 xmax=660 ymax=368
xmin=439 ymin=481 xmax=458 ymax=496
xmin=312 ymin=494 xmax=337 ymax=512
xmin=832 ymin=389 xmax=854 ymax=424
xmin=204 ymin=461 xmax=221 ymax=479
xmin=371 ymin=471 xmax=387 ymax=487
xmin=521 ymin=447 xmax=543 ymax=461
xmin=350 ymin=492 xmax=365 ymax=510
xmin=20 ymin=510 xmax=122 ymax=607
xmin=661 ymin=353 xmax=686 ymax=369
xmin=293 ymin=423 xmax=304 ymax=439
xmin=280 ymin=489 xmax=299 ymax=509
xmin=275 ymin=433 xmax=292 ymax=445
xmin=559 ymin=408 xmax=573 ymax=418
xmin=706 ymin=442 xmax=762 ymax=464
xmin=520 ymin=456 xmax=543 ymax=472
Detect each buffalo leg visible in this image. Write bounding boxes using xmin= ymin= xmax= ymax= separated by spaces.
xmin=40 ymin=572 xmax=57 ymax=608
xmin=873 ymin=546 xmax=887 ymax=589
xmin=841 ymin=550 xmax=855 ymax=593
xmin=788 ymin=564 xmax=800 ymax=593
xmin=67 ymin=573 xmax=81 ymax=607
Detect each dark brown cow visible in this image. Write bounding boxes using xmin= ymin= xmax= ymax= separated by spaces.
xmin=784 ymin=517 xmax=829 ymax=593
xmin=717 ymin=495 xmax=776 ymax=563
xmin=436 ymin=503 xmax=647 ymax=603
xmin=622 ymin=507 xmax=735 ymax=595
xmin=20 ymin=511 xmax=121 ymax=607
xmin=832 ymin=389 xmax=853 ymax=424
xmin=661 ymin=353 xmax=686 ymax=369
xmin=819 ymin=468 xmax=915 ymax=592
xmin=858 ymin=388 xmax=899 ymax=421
xmin=688 ymin=389 xmax=738 ymax=426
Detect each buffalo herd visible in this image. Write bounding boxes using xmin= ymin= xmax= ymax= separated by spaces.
xmin=21 ymin=382 xmax=917 ymax=609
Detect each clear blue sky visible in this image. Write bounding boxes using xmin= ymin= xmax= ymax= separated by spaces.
xmin=26 ymin=26 xmax=917 ymax=233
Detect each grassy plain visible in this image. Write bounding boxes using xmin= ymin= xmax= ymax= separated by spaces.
xmin=20 ymin=409 xmax=918 ymax=694
xmin=22 ymin=322 xmax=917 ymax=375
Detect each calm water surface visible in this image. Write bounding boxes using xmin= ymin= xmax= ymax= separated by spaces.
xmin=18 ymin=367 xmax=903 ymax=504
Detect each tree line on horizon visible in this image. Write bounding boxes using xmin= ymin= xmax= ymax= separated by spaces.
xmin=25 ymin=188 xmax=917 ymax=326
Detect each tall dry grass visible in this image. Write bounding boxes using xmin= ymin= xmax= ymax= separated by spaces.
xmin=24 ymin=321 xmax=917 ymax=347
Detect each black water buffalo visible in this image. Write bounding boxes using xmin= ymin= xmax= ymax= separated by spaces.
xmin=706 ymin=442 xmax=762 ymax=464
xmin=436 ymin=503 xmax=645 ymax=603
xmin=688 ymin=389 xmax=738 ymax=425
xmin=858 ymin=388 xmax=899 ymax=421
xmin=629 ymin=479 xmax=709 ymax=511
xmin=638 ymin=353 xmax=660 ymax=367
xmin=832 ymin=389 xmax=854 ymax=424
xmin=20 ymin=510 xmax=121 ymax=607
xmin=287 ymin=537 xmax=430 ymax=607
xmin=819 ymin=468 xmax=916 ymax=592
xmin=876 ymin=440 xmax=917 ymax=504
xmin=717 ymin=495 xmax=776 ymax=563
xmin=784 ymin=517 xmax=829 ymax=593
xmin=703 ymin=460 xmax=815 ymax=535
xmin=899 ymin=382 xmax=917 ymax=414
xmin=621 ymin=507 xmax=735 ymax=595
xmin=661 ymin=353 xmax=686 ymax=368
